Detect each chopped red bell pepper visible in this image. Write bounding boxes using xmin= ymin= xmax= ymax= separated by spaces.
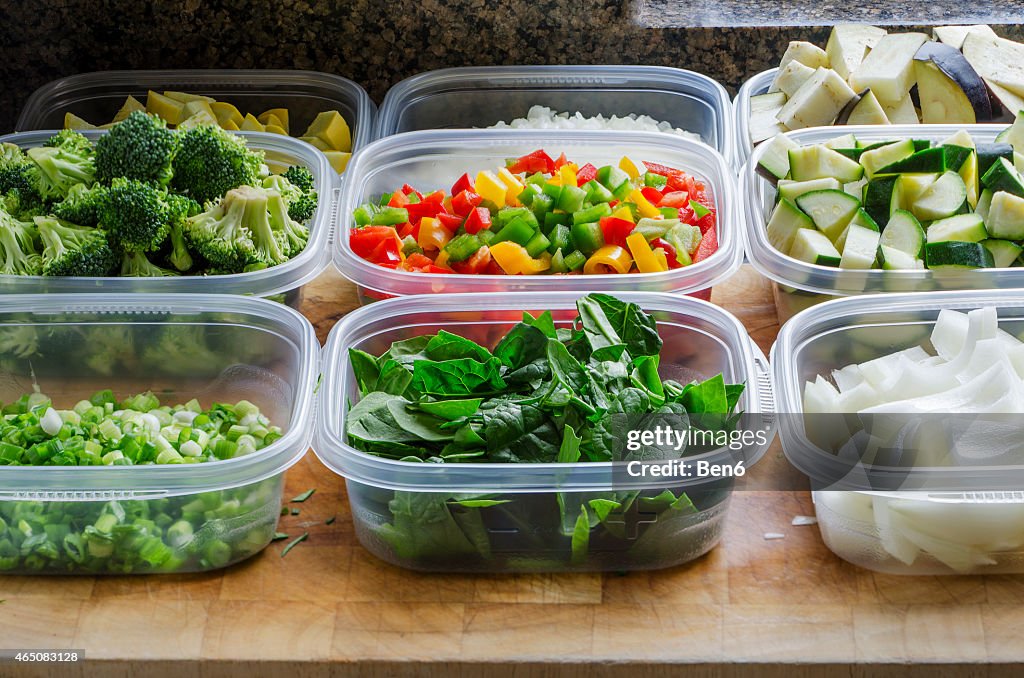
xmin=576 ymin=163 xmax=598 ymax=187
xmin=657 ymin=191 xmax=690 ymax=208
xmin=452 ymin=190 xmax=483 ymax=216
xmin=401 ymin=184 xmax=424 ymax=200
xmin=405 ymin=253 xmax=434 ymax=269
xmin=397 ymin=222 xmax=416 ymax=239
xmin=641 ymin=186 xmax=663 ymax=204
xmin=696 ymin=209 xmax=716 ymax=235
xmin=438 ymin=213 xmax=465 ymax=231
xmin=406 ymin=191 xmax=448 ymax=222
xmin=552 ymin=152 xmax=569 ymax=170
xmin=387 ymin=190 xmax=409 ymax=208
xmin=368 ymin=237 xmax=402 ymax=266
xmin=450 ymin=246 xmax=493 ymax=274
xmin=650 ymin=237 xmax=681 ymax=268
xmin=692 ymin=225 xmax=717 ymax=262
xmin=599 ymin=216 xmax=635 ymax=248
xmin=451 ymin=173 xmax=474 ymax=195
xmin=508 ymin=150 xmax=556 ymax=174
xmin=463 ymin=207 xmax=491 ymax=235
xmin=350 ymin=226 xmax=401 ymax=259
xmin=677 ymin=205 xmax=696 ymax=225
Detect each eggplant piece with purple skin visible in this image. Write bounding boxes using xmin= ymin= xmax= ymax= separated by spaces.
xmin=913 ymin=42 xmax=993 ymax=123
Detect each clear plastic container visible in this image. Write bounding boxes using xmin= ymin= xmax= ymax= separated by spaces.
xmin=0 ymin=129 xmax=335 ymax=305
xmin=741 ymin=124 xmax=1013 ymax=324
xmin=15 ymin=69 xmax=376 ymax=156
xmin=375 ymin=65 xmax=735 ymax=160
xmin=0 ymin=293 xmax=319 ymax=575
xmin=773 ymin=289 xmax=1024 ymax=574
xmin=334 ymin=129 xmax=742 ymax=303
xmin=316 ymin=291 xmax=776 ymax=573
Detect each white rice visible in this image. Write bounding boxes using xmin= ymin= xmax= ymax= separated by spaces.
xmin=489 ymin=105 xmax=701 ymax=141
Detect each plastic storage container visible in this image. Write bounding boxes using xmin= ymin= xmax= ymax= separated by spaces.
xmin=316 ymin=291 xmax=775 ymax=573
xmin=15 ymin=69 xmax=376 ymax=158
xmin=773 ymin=290 xmax=1024 ymax=574
xmin=0 ymin=129 xmax=335 ymax=305
xmin=375 ymin=65 xmax=735 ymax=160
xmin=742 ymin=124 xmax=1013 ymax=324
xmin=0 ymin=294 xmax=319 ymax=575
xmin=335 ymin=129 xmax=742 ymax=303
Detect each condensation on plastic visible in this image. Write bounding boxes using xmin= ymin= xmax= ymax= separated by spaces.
xmin=15 ymin=69 xmax=376 ymax=155
xmin=741 ymin=125 xmax=1014 ymax=323
xmin=375 ymin=65 xmax=735 ymax=160
xmin=334 ymin=129 xmax=742 ymax=300
xmin=0 ymin=130 xmax=335 ymax=298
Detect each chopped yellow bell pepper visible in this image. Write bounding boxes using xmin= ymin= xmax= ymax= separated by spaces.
xmin=299 ymin=135 xmax=331 ymax=152
xmin=211 ymin=101 xmax=244 ymax=128
xmin=258 ymin=108 xmax=290 ymax=133
xmin=112 ymin=96 xmax=145 ymax=123
xmin=417 ymin=217 xmax=453 ymax=251
xmin=240 ymin=113 xmax=265 ymax=131
xmin=145 ymin=91 xmax=184 ymax=125
xmin=64 ymin=112 xmax=98 ymax=130
xmin=583 ymin=245 xmax=633 ymax=275
xmin=221 ymin=118 xmax=240 ymax=131
xmin=626 ymin=233 xmax=669 ymax=273
xmin=629 ymin=189 xmax=661 ymax=219
xmin=304 ymin=110 xmax=351 ymax=152
xmin=619 ymin=156 xmax=640 ymax=180
xmin=497 ymin=168 xmax=525 ymax=206
xmin=489 ymin=241 xmax=550 ymax=275
xmin=475 ymin=170 xmax=507 ymax=208
xmin=611 ymin=206 xmax=635 ymax=223
xmin=434 ymin=250 xmax=451 ymax=269
xmin=559 ymin=165 xmax=577 ymax=188
xmin=324 ymin=151 xmax=352 ymax=173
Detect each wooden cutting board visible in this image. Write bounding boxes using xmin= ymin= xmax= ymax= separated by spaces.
xmin=2 ymin=266 xmax=1022 ymax=678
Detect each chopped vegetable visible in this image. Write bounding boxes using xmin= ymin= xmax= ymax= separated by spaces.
xmin=280 ymin=532 xmax=308 ymax=558
xmin=291 ymin=489 xmax=316 ymax=503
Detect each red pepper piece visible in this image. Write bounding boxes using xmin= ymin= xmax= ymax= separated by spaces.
xmin=451 ymin=173 xmax=474 ymax=195
xmin=450 ymin=246 xmax=493 ymax=274
xmin=401 ymin=184 xmax=424 ymax=200
xmin=438 ymin=213 xmax=465 ymax=231
xmin=657 ymin=191 xmax=690 ymax=208
xmin=350 ymin=226 xmax=401 ymax=260
xmin=692 ymin=225 xmax=717 ymax=262
xmin=396 ymin=222 xmax=415 ymax=239
xmin=599 ymin=216 xmax=635 ymax=248
xmin=508 ymin=150 xmax=556 ymax=174
xmin=650 ymin=237 xmax=681 ymax=268
xmin=464 ymin=206 xmax=492 ymax=235
xmin=576 ymin=163 xmax=598 ymax=187
xmin=368 ymin=236 xmax=402 ymax=265
xmin=405 ymin=253 xmax=434 ymax=269
xmin=696 ymin=209 xmax=717 ymax=235
xmin=406 ymin=191 xmax=448 ymax=222
xmin=552 ymin=152 xmax=569 ymax=170
xmin=641 ymin=186 xmax=664 ymax=204
xmin=387 ymin=191 xmax=409 ymax=208
xmin=452 ymin=190 xmax=483 ymax=216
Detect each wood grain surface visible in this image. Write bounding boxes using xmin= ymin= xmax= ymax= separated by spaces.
xmin=2 ymin=266 xmax=1021 ymax=678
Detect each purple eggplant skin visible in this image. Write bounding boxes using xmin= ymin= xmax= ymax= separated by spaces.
xmin=914 ymin=41 xmax=993 ymax=122
xmin=835 ymin=89 xmax=868 ymax=125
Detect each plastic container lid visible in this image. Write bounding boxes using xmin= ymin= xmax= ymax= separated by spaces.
xmin=15 ymin=69 xmax=376 ymax=155
xmin=742 ymin=124 xmax=1015 ymax=298
xmin=0 ymin=129 xmax=335 ymax=296
xmin=0 ymin=293 xmax=319 ymax=499
xmin=316 ymin=291 xmax=776 ymax=493
xmin=375 ymin=65 xmax=735 ymax=161
xmin=334 ymin=129 xmax=742 ymax=298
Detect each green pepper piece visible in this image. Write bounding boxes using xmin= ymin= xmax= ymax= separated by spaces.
xmin=492 ymin=217 xmax=535 ymax=246
xmin=556 ymin=185 xmax=587 ymax=214
xmin=525 ymin=231 xmax=551 ymax=257
xmin=572 ymin=202 xmax=612 ymax=225
xmin=544 ymin=211 xmax=571 ymax=233
xmin=370 ymin=207 xmax=410 ymax=226
xmin=584 ymin=180 xmax=615 ymax=205
xmin=563 ymin=250 xmax=587 ymax=271
xmin=571 ymin=221 xmax=605 ymax=255
xmin=353 ymin=204 xmax=377 ymax=226
xmin=547 ymin=223 xmax=573 ymax=254
xmin=633 ymin=217 xmax=678 ymax=241
xmin=549 ymin=248 xmax=568 ymax=273
xmin=541 ymin=182 xmax=563 ymax=202
xmin=444 ymin=233 xmax=484 ymax=262
xmin=644 ymin=172 xmax=668 ymax=189
xmin=596 ymin=165 xmax=630 ymax=191
xmin=611 ymin=180 xmax=634 ymax=202
xmin=658 ymin=207 xmax=679 ymax=219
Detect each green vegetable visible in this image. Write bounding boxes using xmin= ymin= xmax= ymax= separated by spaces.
xmin=95 ymin=111 xmax=178 ymax=187
xmin=35 ymin=216 xmax=117 ymax=277
xmin=171 ymin=124 xmax=264 ymax=204
xmin=26 ymin=130 xmax=95 ymax=201
xmin=280 ymin=532 xmax=308 ymax=558
xmin=0 ymin=206 xmax=42 ymax=275
xmin=291 ymin=489 xmax=316 ymax=503
xmin=98 ymin=177 xmax=173 ymax=253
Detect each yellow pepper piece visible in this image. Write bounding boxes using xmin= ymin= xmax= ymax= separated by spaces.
xmin=240 ymin=113 xmax=265 ymax=131
xmin=258 ymin=108 xmax=290 ymax=134
xmin=434 ymin=250 xmax=451 ymax=269
xmin=629 ymin=189 xmax=661 ymax=219
xmin=626 ymin=233 xmax=668 ymax=273
xmin=263 ymin=124 xmax=288 ymax=135
xmin=64 ymin=112 xmax=98 ymax=130
xmin=611 ymin=206 xmax=635 ymax=223
xmin=210 ymin=101 xmax=244 ymax=128
xmin=475 ymin=171 xmax=507 ymax=208
xmin=145 ymin=90 xmax=184 ymax=125
xmin=497 ymin=167 xmax=525 ymax=206
xmin=583 ymin=245 xmax=633 ymax=275
xmin=324 ymin=151 xmax=352 ymax=173
xmin=619 ymin=157 xmax=640 ymax=180
xmin=299 ymin=135 xmax=331 ymax=151
xmin=112 ymin=96 xmax=145 ymax=124
xmin=162 ymin=91 xmax=216 ymax=104
xmin=559 ymin=165 xmax=577 ymax=188
xmin=489 ymin=241 xmax=550 ymax=275
xmin=304 ymin=110 xmax=351 ymax=152
xmin=417 ymin=217 xmax=453 ymax=251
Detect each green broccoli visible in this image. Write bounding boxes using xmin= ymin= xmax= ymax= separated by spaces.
xmin=267 ymin=189 xmax=309 ymax=257
xmin=52 ymin=183 xmax=108 ymax=227
xmin=140 ymin=324 xmax=225 ymax=376
xmin=0 ymin=207 xmax=42 ymax=275
xmin=119 ymin=250 xmax=179 ymax=277
xmin=25 ymin=130 xmax=95 ymax=201
xmin=98 ymin=177 xmax=172 ymax=252
xmin=95 ymin=111 xmax=179 ymax=186
xmin=182 ymin=186 xmax=258 ymax=272
xmin=0 ymin=326 xmax=39 ymax=359
xmin=0 ymin=143 xmax=43 ymax=204
xmin=163 ymin=193 xmax=201 ymax=272
xmin=35 ymin=216 xmax=117 ymax=277
xmin=171 ymin=125 xmax=265 ymax=204
xmin=281 ymin=164 xmax=314 ymax=192
xmin=82 ymin=325 xmax=137 ymax=375
xmin=263 ymin=169 xmax=317 ymax=223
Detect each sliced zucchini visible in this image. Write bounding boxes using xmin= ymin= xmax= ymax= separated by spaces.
xmin=976 ymin=143 xmax=1014 ymax=177
xmin=844 ymin=178 xmax=868 ymax=200
xmin=840 ymin=218 xmax=882 ymax=269
xmin=776 ymin=68 xmax=857 ymax=130
xmin=777 ymin=177 xmax=842 ymax=201
xmin=982 ymin=238 xmax=1023 ymax=268
xmin=1003 ymin=115 xmax=1024 ymax=152
xmin=925 ymin=213 xmax=988 ymax=243
xmin=941 ymin=129 xmax=976 ymax=149
xmin=898 ymin=173 xmax=939 ymax=210
xmin=912 ymin=171 xmax=969 ymax=220
xmin=962 ymin=31 xmax=1024 ymax=108
xmin=959 ymin=150 xmax=980 ymax=208
xmin=749 ymin=92 xmax=789 ymax=145
xmin=795 ymin=189 xmax=862 ymax=243
xmin=976 ymin=189 xmax=994 ymax=221
xmin=789 ymin=228 xmax=842 ymax=267
xmin=849 ymin=33 xmax=929 ymax=104
xmin=860 ymin=139 xmax=916 ymax=178
xmin=880 ymin=209 xmax=926 ymax=258
xmin=933 ymin=25 xmax=997 ymax=52
xmin=913 ymin=42 xmax=992 ymax=123
xmin=863 ymin=176 xmax=902 ymax=228
xmin=788 ymin=144 xmax=865 ymax=182
xmin=836 ymin=89 xmax=891 ymax=126
xmin=941 ymin=145 xmax=974 ymax=173
xmin=765 ymin=198 xmax=814 ymax=253
xmin=925 ymin=240 xmax=994 ymax=268
xmin=1017 ymin=152 xmax=1024 ymax=174
xmin=986 ymin=191 xmax=1024 ymax=239
xmin=756 ymin=133 xmax=800 ymax=183
xmin=771 ymin=59 xmax=818 ymax=98
xmin=981 ymin=157 xmax=1024 ymax=198
xmin=835 ymin=207 xmax=879 ymax=252
xmin=823 ymin=133 xmax=858 ymax=150
xmin=878 ymin=147 xmax=947 ymax=175
xmin=879 ymin=244 xmax=924 ymax=270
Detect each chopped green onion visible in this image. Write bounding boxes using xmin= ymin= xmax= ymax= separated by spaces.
xmin=280 ymin=532 xmax=309 ymax=558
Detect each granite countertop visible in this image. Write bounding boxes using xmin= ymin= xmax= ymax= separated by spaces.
xmin=2 ymin=1 xmax=1023 ymax=133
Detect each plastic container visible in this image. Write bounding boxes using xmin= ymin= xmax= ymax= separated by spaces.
xmin=335 ymin=129 xmax=742 ymax=303
xmin=741 ymin=124 xmax=1013 ymax=324
xmin=0 ymin=293 xmax=319 ymax=575
xmin=773 ymin=290 xmax=1024 ymax=574
xmin=375 ymin=65 xmax=735 ymax=160
xmin=316 ymin=291 xmax=776 ymax=573
xmin=0 ymin=129 xmax=335 ymax=305
xmin=15 ymin=69 xmax=375 ymax=157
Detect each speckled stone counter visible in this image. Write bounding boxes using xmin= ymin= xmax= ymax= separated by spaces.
xmin=2 ymin=0 xmax=1023 ymax=132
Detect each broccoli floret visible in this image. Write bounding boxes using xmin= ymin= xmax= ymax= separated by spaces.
xmin=82 ymin=325 xmax=137 ymax=375
xmin=0 ymin=207 xmax=42 ymax=275
xmin=98 ymin=177 xmax=172 ymax=253
xmin=181 ymin=186 xmax=260 ymax=272
xmin=95 ymin=111 xmax=179 ymax=186
xmin=267 ymin=189 xmax=309 ymax=257
xmin=262 ymin=171 xmax=317 ymax=223
xmin=35 ymin=216 xmax=117 ymax=277
xmin=171 ymin=125 xmax=264 ymax=204
xmin=52 ymin=183 xmax=108 ymax=227
xmin=140 ymin=325 xmax=223 ymax=376
xmin=26 ymin=131 xmax=95 ymax=201
xmin=167 ymin=221 xmax=193 ymax=272
xmin=281 ymin=165 xmax=314 ymax=192
xmin=0 ymin=326 xmax=39 ymax=359
xmin=119 ymin=250 xmax=178 ymax=277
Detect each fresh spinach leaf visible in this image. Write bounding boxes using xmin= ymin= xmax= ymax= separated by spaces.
xmin=348 ymin=349 xmax=380 ymax=396
xmin=412 ymin=358 xmax=506 ymax=396
xmin=425 ymin=330 xmax=494 ymax=362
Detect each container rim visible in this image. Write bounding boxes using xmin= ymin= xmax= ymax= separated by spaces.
xmin=772 ymin=289 xmax=1024 ymax=491
xmin=0 ymin=293 xmax=320 ymax=498
xmin=333 ymin=128 xmax=743 ymax=297
xmin=15 ymin=68 xmax=376 ymax=154
xmin=0 ymin=130 xmax=335 ymax=297
xmin=376 ymin=64 xmax=736 ymax=159
xmin=315 ymin=291 xmax=775 ymax=493
xmin=741 ymin=124 xmax=1015 ymax=298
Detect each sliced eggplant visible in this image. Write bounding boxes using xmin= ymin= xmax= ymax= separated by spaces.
xmin=778 ymin=41 xmax=831 ymax=71
xmin=826 ymin=24 xmax=887 ymax=80
xmin=913 ymin=42 xmax=992 ymax=123
xmin=849 ymin=33 xmax=929 ymax=105
xmin=963 ymin=31 xmax=1024 ymax=112
xmin=882 ymin=95 xmax=920 ymax=124
xmin=836 ymin=89 xmax=891 ymax=125
xmin=932 ymin=25 xmax=997 ymax=51
xmin=770 ymin=59 xmax=817 ymax=97
xmin=749 ymin=91 xmax=788 ymax=144
xmin=776 ymin=68 xmax=857 ymax=131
